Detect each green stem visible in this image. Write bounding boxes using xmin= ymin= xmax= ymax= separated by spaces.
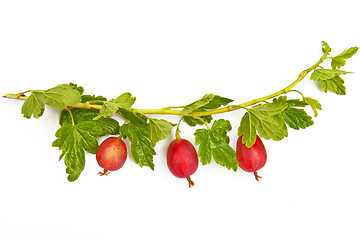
xmin=3 ymin=93 xmax=28 ymax=100
xmin=195 ymin=117 xmax=211 ymax=130
xmin=175 ymin=117 xmax=184 ymax=139
xmin=2 ymin=53 xmax=327 ymax=118
xmin=66 ymin=107 xmax=75 ymax=126
xmin=132 ymin=108 xmax=183 ymax=115
xmin=289 ymin=89 xmax=306 ymax=100
xmin=189 ymin=53 xmax=327 ymax=117
xmin=162 ymin=105 xmax=186 ymax=110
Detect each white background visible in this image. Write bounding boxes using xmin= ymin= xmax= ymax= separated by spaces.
xmin=0 ymin=1 xmax=360 ymax=239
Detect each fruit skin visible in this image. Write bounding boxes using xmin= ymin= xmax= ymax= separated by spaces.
xmin=236 ymin=135 xmax=267 ymax=173
xmin=96 ymin=137 xmax=127 ymax=172
xmin=167 ymin=138 xmax=198 ymax=180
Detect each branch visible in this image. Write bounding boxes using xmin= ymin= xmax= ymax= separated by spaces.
xmin=2 ymin=52 xmax=327 ymax=118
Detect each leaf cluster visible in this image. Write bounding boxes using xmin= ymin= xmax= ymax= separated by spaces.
xmin=21 ymin=84 xmax=81 ymax=118
xmin=237 ymin=96 xmax=320 ymax=147
xmin=59 ymin=90 xmax=176 ymax=179
xmin=311 ymin=42 xmax=358 ymax=95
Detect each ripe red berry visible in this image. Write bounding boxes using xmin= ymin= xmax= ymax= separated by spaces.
xmin=96 ymin=137 xmax=127 ymax=176
xmin=167 ymin=138 xmax=199 ymax=187
xmin=236 ymin=135 xmax=267 ymax=181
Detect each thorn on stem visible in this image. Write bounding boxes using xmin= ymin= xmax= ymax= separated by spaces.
xmin=254 ymin=172 xmax=262 ymax=181
xmin=186 ymin=176 xmax=195 ymax=188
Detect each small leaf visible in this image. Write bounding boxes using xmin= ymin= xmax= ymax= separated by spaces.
xmin=182 ymin=94 xmax=234 ymax=115
xmin=118 ymin=108 xmax=147 ymax=125
xmin=182 ymin=94 xmax=215 ymax=115
xmin=273 ymin=96 xmax=315 ymax=130
xmin=94 ymin=101 xmax=119 ymax=119
xmin=52 ymin=122 xmax=101 ymax=182
xmin=282 ymin=107 xmax=314 ymax=130
xmin=310 ymin=69 xmax=352 ymax=82
xmin=81 ymin=95 xmax=107 ymax=103
xmin=69 ymin=83 xmax=84 ymax=95
xmin=148 ymin=118 xmax=175 ymax=146
xmin=251 ymin=101 xmax=288 ymax=115
xmin=203 ymin=95 xmax=234 ymax=109
xmin=238 ymin=104 xmax=286 ymax=147
xmin=304 ymin=97 xmax=322 ymax=117
xmin=322 ymin=41 xmax=332 ymax=54
xmin=94 ymin=92 xmax=136 ymax=120
xmin=331 ymin=47 xmax=359 ymax=69
xmin=183 ymin=115 xmax=212 ymax=126
xmin=59 ymin=108 xmax=119 ymax=135
xmin=110 ymin=93 xmax=136 ymax=109
xmin=238 ymin=112 xmax=257 ymax=147
xmin=194 ymin=120 xmax=238 ymax=171
xmin=21 ymin=93 xmax=45 ymax=119
xmin=212 ymin=119 xmax=232 ymax=131
xmin=38 ymin=84 xmax=82 ymax=110
xmin=120 ymin=123 xmax=156 ymax=170
xmin=320 ymin=75 xmax=346 ymax=95
xmin=195 ymin=129 xmax=212 ymax=165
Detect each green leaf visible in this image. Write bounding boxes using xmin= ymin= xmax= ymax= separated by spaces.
xmin=52 ymin=122 xmax=101 ymax=182
xmin=59 ymin=108 xmax=119 ymax=135
xmin=282 ymin=108 xmax=314 ymax=130
xmin=238 ymin=112 xmax=257 ymax=147
xmin=183 ymin=115 xmax=212 ymax=126
xmin=251 ymin=100 xmax=288 ymax=114
xmin=320 ymin=75 xmax=346 ymax=95
xmin=118 ymin=108 xmax=147 ymax=125
xmin=182 ymin=94 xmax=215 ymax=115
xmin=194 ymin=119 xmax=238 ymax=171
xmin=273 ymin=96 xmax=314 ymax=130
xmin=21 ymin=84 xmax=82 ymax=119
xmin=94 ymin=93 xmax=136 ymax=120
xmin=111 ymin=93 xmax=136 ymax=109
xmin=310 ymin=69 xmax=334 ymax=81
xmin=182 ymin=94 xmax=233 ymax=126
xmin=39 ymin=84 xmax=82 ymax=109
xmin=310 ymin=69 xmax=352 ymax=81
xmin=331 ymin=47 xmax=358 ymax=69
xmin=148 ymin=118 xmax=176 ymax=146
xmin=21 ymin=93 xmax=45 ymax=118
xmin=120 ymin=123 xmax=156 ymax=170
xmin=81 ymin=95 xmax=107 ymax=103
xmin=238 ymin=102 xmax=287 ymax=147
xmin=322 ymin=41 xmax=332 ymax=54
xmin=194 ymin=129 xmax=212 ymax=165
xmin=310 ymin=68 xmax=351 ymax=95
xmin=69 ymin=82 xmax=84 ymax=95
xmin=182 ymin=94 xmax=233 ymax=115
xmin=283 ymin=98 xmax=307 ymax=107
xmin=203 ymin=95 xmax=234 ymax=109
xmin=304 ymin=97 xmax=322 ymax=117
xmin=95 ymin=101 xmax=119 ymax=119
xmin=212 ymin=118 xmax=232 ymax=131
xmin=279 ymin=115 xmax=288 ymax=138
